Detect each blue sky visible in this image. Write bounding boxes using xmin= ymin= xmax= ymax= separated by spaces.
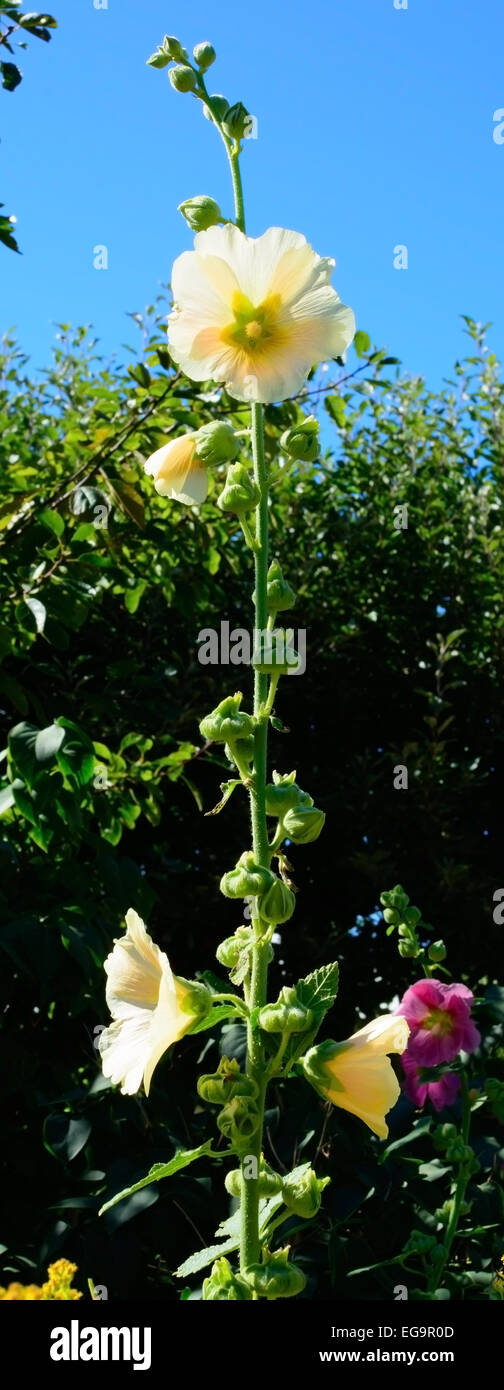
xmin=2 ymin=0 xmax=503 ymax=386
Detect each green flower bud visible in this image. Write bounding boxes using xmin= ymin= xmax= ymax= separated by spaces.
xmin=222 ymin=101 xmax=253 ymax=141
xmin=202 ymin=1257 xmax=251 ymax=1301
xmin=169 ymin=64 xmax=198 ymax=93
xmin=280 ymin=414 xmax=320 ymax=463
xmin=220 ymin=851 xmax=274 ymax=901
xmin=245 ymin=1246 xmax=306 ymax=1301
xmin=199 ymin=692 xmax=255 ymax=744
xmin=383 ymin=908 xmax=399 ymax=925
xmin=428 ymin=940 xmax=447 ymax=963
xmin=225 ymin=1157 xmax=283 ymax=1198
xmin=178 ymin=195 xmax=223 ymax=232
xmin=265 ymin=772 xmax=313 ymax=816
xmin=282 ymin=1166 xmax=330 ymax=1219
xmin=260 ymin=876 xmax=296 ymax=925
xmin=398 ymin=940 xmax=419 ymax=958
xmin=203 ymin=93 xmax=230 ymax=124
xmin=162 ymin=36 xmax=188 ymax=61
xmin=253 ymin=628 xmax=302 ymax=674
xmin=216 ymin=925 xmax=255 ymax=969
xmin=224 ymin=734 xmax=255 ymax=767
xmin=265 ymin=559 xmax=296 ymax=614
xmin=198 ymin=1056 xmax=258 ymax=1105
xmin=258 ymin=985 xmax=313 ymax=1035
xmin=193 ymin=41 xmax=216 ymax=71
xmin=433 ymin=1123 xmax=457 ymax=1153
xmin=217 ymin=1095 xmax=260 ymax=1148
xmin=282 ymin=805 xmax=325 ymax=845
xmin=195 ymin=420 xmax=240 ymax=466
xmin=403 ymin=906 xmax=421 ymax=928
xmin=217 ymin=462 xmax=260 ymax=514
xmin=381 ymin=884 xmax=410 ymax=912
xmin=147 ymin=37 xmax=188 ymax=68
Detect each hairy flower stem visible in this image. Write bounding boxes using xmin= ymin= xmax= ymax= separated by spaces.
xmin=427 ymin=1073 xmax=471 ymax=1293
xmin=222 ymin=126 xmax=272 ymax=1278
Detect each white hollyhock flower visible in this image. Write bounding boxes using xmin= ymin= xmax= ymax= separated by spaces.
xmin=99 ymin=909 xmax=202 ymax=1095
xmin=167 ymin=224 xmax=355 ymax=404
xmin=303 ymin=1014 xmax=410 ymax=1139
xmin=143 ymin=433 xmax=208 ymax=505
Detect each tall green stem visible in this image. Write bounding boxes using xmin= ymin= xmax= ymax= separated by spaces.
xmin=427 ymin=1073 xmax=472 ymax=1293
xmin=221 ymin=123 xmax=270 ymax=1277
xmin=240 ymin=403 xmax=270 ymax=1272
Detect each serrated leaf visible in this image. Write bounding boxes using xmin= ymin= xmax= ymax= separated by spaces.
xmin=99 ymin=1142 xmax=215 ymax=1215
xmin=296 ymin=961 xmax=339 ymax=1021
xmin=175 ymin=1235 xmax=240 ymax=1278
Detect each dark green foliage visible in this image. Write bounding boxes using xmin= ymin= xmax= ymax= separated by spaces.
xmin=0 ymin=309 xmax=502 ymax=1297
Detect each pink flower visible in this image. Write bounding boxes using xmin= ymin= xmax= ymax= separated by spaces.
xmin=397 ymin=978 xmax=480 ymax=1066
xmin=402 ymin=1053 xmax=460 ymax=1113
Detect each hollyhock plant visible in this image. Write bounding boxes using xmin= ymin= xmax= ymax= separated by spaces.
xmin=167 ymin=223 xmax=355 ymax=404
xmin=401 ymin=1052 xmax=461 ymax=1113
xmin=397 ymin=978 xmax=480 ymax=1067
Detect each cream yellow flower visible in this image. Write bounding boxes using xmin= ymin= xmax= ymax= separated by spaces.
xmin=167 ymin=224 xmax=355 ymax=404
xmin=303 ymin=1014 xmax=410 ymax=1139
xmin=99 ymin=909 xmax=205 ymax=1096
xmin=143 ymin=432 xmax=208 ymax=505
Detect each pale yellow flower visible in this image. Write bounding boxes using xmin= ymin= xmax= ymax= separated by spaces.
xmin=167 ymin=224 xmax=355 ymax=404
xmin=99 ymin=909 xmax=200 ymax=1096
xmin=143 ymin=432 xmax=208 ymax=505
xmin=303 ymin=1014 xmax=410 ymax=1140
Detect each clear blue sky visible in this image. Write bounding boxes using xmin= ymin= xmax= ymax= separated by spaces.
xmin=2 ymin=0 xmax=503 ymax=385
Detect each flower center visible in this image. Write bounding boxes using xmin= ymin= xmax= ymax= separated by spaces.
xmin=422 ymin=1007 xmax=453 ymax=1035
xmin=222 ymin=290 xmax=282 ymax=354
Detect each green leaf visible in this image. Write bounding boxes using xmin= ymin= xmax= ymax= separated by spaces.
xmin=325 ymin=394 xmax=346 ymax=427
xmin=175 ymin=1236 xmax=240 ymax=1278
xmin=8 ymin=722 xmax=39 ymax=783
xmin=98 ymin=1142 xmax=215 ymax=1215
xmin=1 ymin=62 xmax=22 ymax=91
xmin=128 ymin=362 xmax=151 ymax=388
xmin=296 ymin=961 xmax=339 ymax=1021
xmin=353 ymin=329 xmax=371 ymax=358
xmin=382 ymin=1115 xmax=433 ymax=1161
xmin=35 ymin=723 xmax=66 ymax=763
xmin=23 ymin=596 xmax=46 ymax=633
xmin=188 ymin=1005 xmax=238 ymax=1034
xmin=43 ymin=1114 xmax=92 ymax=1163
xmin=0 ymin=783 xmax=16 ymax=815
xmin=124 ymin=579 xmax=148 ymax=614
xmin=39 ymin=507 xmax=64 ymax=538
xmin=204 ymin=778 xmax=241 ymax=817
xmin=0 ymin=204 xmax=20 ymax=254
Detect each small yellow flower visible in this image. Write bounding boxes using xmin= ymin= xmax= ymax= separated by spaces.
xmin=303 ymin=1014 xmax=410 ymax=1140
xmin=168 ymin=224 xmax=355 ymax=404
xmin=0 ymin=1259 xmax=81 ymax=1300
xmin=99 ymin=909 xmax=204 ymax=1096
xmin=143 ymin=432 xmax=208 ymax=505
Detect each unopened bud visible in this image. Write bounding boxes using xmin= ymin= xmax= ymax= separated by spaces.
xmin=178 ymin=195 xmax=223 ymax=232
xmin=203 ymin=93 xmax=230 ymax=124
xmin=258 ymin=985 xmax=312 ymax=1034
xmin=199 ymin=692 xmax=255 ymax=744
xmin=169 ymin=65 xmax=198 ymax=93
xmin=260 ymin=876 xmax=296 ymax=925
xmin=282 ymin=805 xmax=325 ymax=844
xmin=217 ymin=462 xmax=260 ymax=513
xmin=265 ymin=772 xmax=313 ymax=816
xmin=222 ymin=101 xmax=253 ymax=141
xmin=193 ymin=41 xmax=216 ymax=71
xmin=195 ymin=420 xmax=239 ymax=465
xmin=280 ymin=415 xmax=320 ymax=462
